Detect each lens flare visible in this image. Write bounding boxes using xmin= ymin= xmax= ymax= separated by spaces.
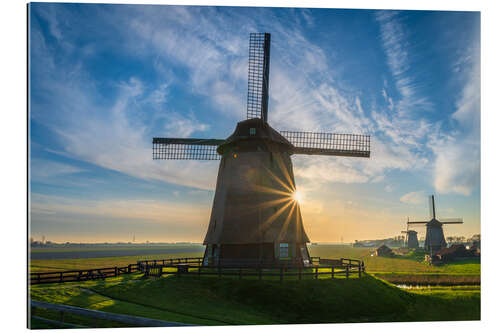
xmin=292 ymin=191 xmax=303 ymax=204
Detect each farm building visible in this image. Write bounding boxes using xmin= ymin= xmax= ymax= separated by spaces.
xmin=375 ymin=245 xmax=394 ymax=257
xmin=426 ymin=244 xmax=480 ymax=264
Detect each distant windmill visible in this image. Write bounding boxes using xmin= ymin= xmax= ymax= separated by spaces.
xmin=407 ymin=195 xmax=463 ymax=253
xmin=401 ymin=219 xmax=419 ymax=249
xmin=153 ymin=33 xmax=371 ymax=266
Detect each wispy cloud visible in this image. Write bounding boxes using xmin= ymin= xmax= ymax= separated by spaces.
xmin=429 ymin=44 xmax=480 ymax=195
xmin=30 ymin=5 xmax=479 ymax=197
xmin=400 ymin=191 xmax=426 ymax=205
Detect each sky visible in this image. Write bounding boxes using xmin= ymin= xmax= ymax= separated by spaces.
xmin=28 ymin=3 xmax=480 ymax=243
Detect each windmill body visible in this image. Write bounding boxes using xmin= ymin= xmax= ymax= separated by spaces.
xmin=424 ymin=219 xmax=446 ymax=252
xmin=407 ymin=230 xmax=419 ymax=249
xmin=407 ymin=195 xmax=463 ymax=253
xmin=153 ymin=33 xmax=370 ymax=266
xmin=203 ymin=118 xmax=310 ymax=265
xmin=402 ymin=230 xmax=419 ymax=249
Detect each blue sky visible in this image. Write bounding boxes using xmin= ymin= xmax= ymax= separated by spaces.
xmin=28 ymin=3 xmax=480 ymax=243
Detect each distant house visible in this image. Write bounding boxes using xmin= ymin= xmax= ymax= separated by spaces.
xmin=435 ymin=244 xmax=479 ymax=262
xmin=376 ymin=245 xmax=394 ymax=257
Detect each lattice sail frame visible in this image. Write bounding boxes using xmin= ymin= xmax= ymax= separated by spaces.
xmin=281 ymin=131 xmax=370 ymax=158
xmin=152 ymin=138 xmax=224 ymax=160
xmin=247 ymin=33 xmax=271 ymax=121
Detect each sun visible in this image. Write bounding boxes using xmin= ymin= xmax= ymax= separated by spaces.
xmin=292 ymin=190 xmax=303 ymax=204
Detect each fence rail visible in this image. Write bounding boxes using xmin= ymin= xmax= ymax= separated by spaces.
xmin=30 ymin=300 xmax=194 ymax=328
xmin=30 ymin=257 xmax=365 ymax=285
xmin=138 ymin=257 xmax=366 ymax=282
xmin=30 ymin=264 xmax=140 ymax=285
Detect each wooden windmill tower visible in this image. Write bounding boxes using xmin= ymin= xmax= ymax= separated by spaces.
xmin=401 ymin=220 xmax=419 ymax=249
xmin=407 ymin=195 xmax=463 ymax=253
xmin=153 ymin=33 xmax=371 ymax=266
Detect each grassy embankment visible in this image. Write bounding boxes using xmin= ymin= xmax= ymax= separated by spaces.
xmin=29 ymin=273 xmax=480 ymax=328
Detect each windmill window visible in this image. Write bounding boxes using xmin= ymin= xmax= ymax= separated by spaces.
xmin=279 ymin=243 xmax=289 ymax=258
xmin=250 ymin=128 xmax=256 ymax=135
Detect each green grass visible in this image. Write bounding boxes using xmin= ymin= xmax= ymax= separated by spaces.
xmin=29 ymin=251 xmax=204 ymax=272
xmin=30 ymin=273 xmax=480 ymax=327
xmin=30 ymin=244 xmax=480 ymax=287
xmin=372 ymin=273 xmax=480 ymax=285
xmin=309 ymin=245 xmax=480 ymax=275
xmin=30 ymin=274 xmax=222 ymax=327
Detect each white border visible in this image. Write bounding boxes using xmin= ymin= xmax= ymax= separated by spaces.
xmin=2 ymin=1 xmax=499 ymax=332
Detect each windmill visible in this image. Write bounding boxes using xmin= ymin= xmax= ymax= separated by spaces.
xmin=407 ymin=195 xmax=463 ymax=253
xmin=401 ymin=220 xmax=419 ymax=249
xmin=153 ymin=33 xmax=371 ymax=266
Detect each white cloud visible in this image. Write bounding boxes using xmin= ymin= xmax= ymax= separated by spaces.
xmin=430 ymin=45 xmax=480 ymax=196
xmin=375 ymin=11 xmax=433 ymax=115
xmin=400 ymin=191 xmax=426 ymax=205
xmin=29 ymin=6 xmax=479 ymax=196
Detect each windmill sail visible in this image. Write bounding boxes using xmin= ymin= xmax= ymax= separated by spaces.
xmin=440 ymin=218 xmax=464 ymax=224
xmin=280 ymin=131 xmax=370 ymax=158
xmin=247 ymin=33 xmax=271 ymax=121
xmin=429 ymin=195 xmax=436 ymax=219
xmin=152 ymin=138 xmax=225 ymax=160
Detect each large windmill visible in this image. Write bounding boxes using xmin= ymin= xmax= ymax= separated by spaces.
xmin=407 ymin=195 xmax=463 ymax=253
xmin=153 ymin=33 xmax=371 ymax=266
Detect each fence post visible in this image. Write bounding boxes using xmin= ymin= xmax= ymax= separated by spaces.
xmin=60 ymin=272 xmax=63 ymax=283
xmin=331 ymin=266 xmax=335 ymax=279
xmin=358 ymin=263 xmax=362 ymax=278
xmin=115 ymin=267 xmax=118 ymax=277
xmin=315 ymin=267 xmax=318 ymax=279
xmin=346 ymin=265 xmax=350 ymax=279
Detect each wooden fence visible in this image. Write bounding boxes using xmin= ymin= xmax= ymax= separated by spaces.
xmin=30 ymin=257 xmax=365 ymax=285
xmin=138 ymin=257 xmax=366 ymax=282
xmin=30 ymin=264 xmax=140 ymax=285
xmin=30 ymin=300 xmax=194 ymax=328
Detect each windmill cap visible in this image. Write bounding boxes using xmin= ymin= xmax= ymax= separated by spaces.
xmin=217 ymin=118 xmax=293 ymax=154
xmin=427 ymin=218 xmax=442 ymax=227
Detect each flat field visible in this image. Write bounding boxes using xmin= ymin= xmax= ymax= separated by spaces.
xmin=29 ymin=244 xmax=480 ymax=284
xmin=30 ymin=245 xmax=204 ymax=272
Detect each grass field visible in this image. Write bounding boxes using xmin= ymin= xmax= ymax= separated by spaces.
xmin=29 ymin=244 xmax=480 ymax=286
xmin=28 ymin=244 xmax=480 ymax=328
xmin=29 ymin=251 xmax=204 ymax=272
xmin=29 ymin=273 xmax=480 ymax=328
xmin=308 ymin=245 xmax=480 ymax=274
